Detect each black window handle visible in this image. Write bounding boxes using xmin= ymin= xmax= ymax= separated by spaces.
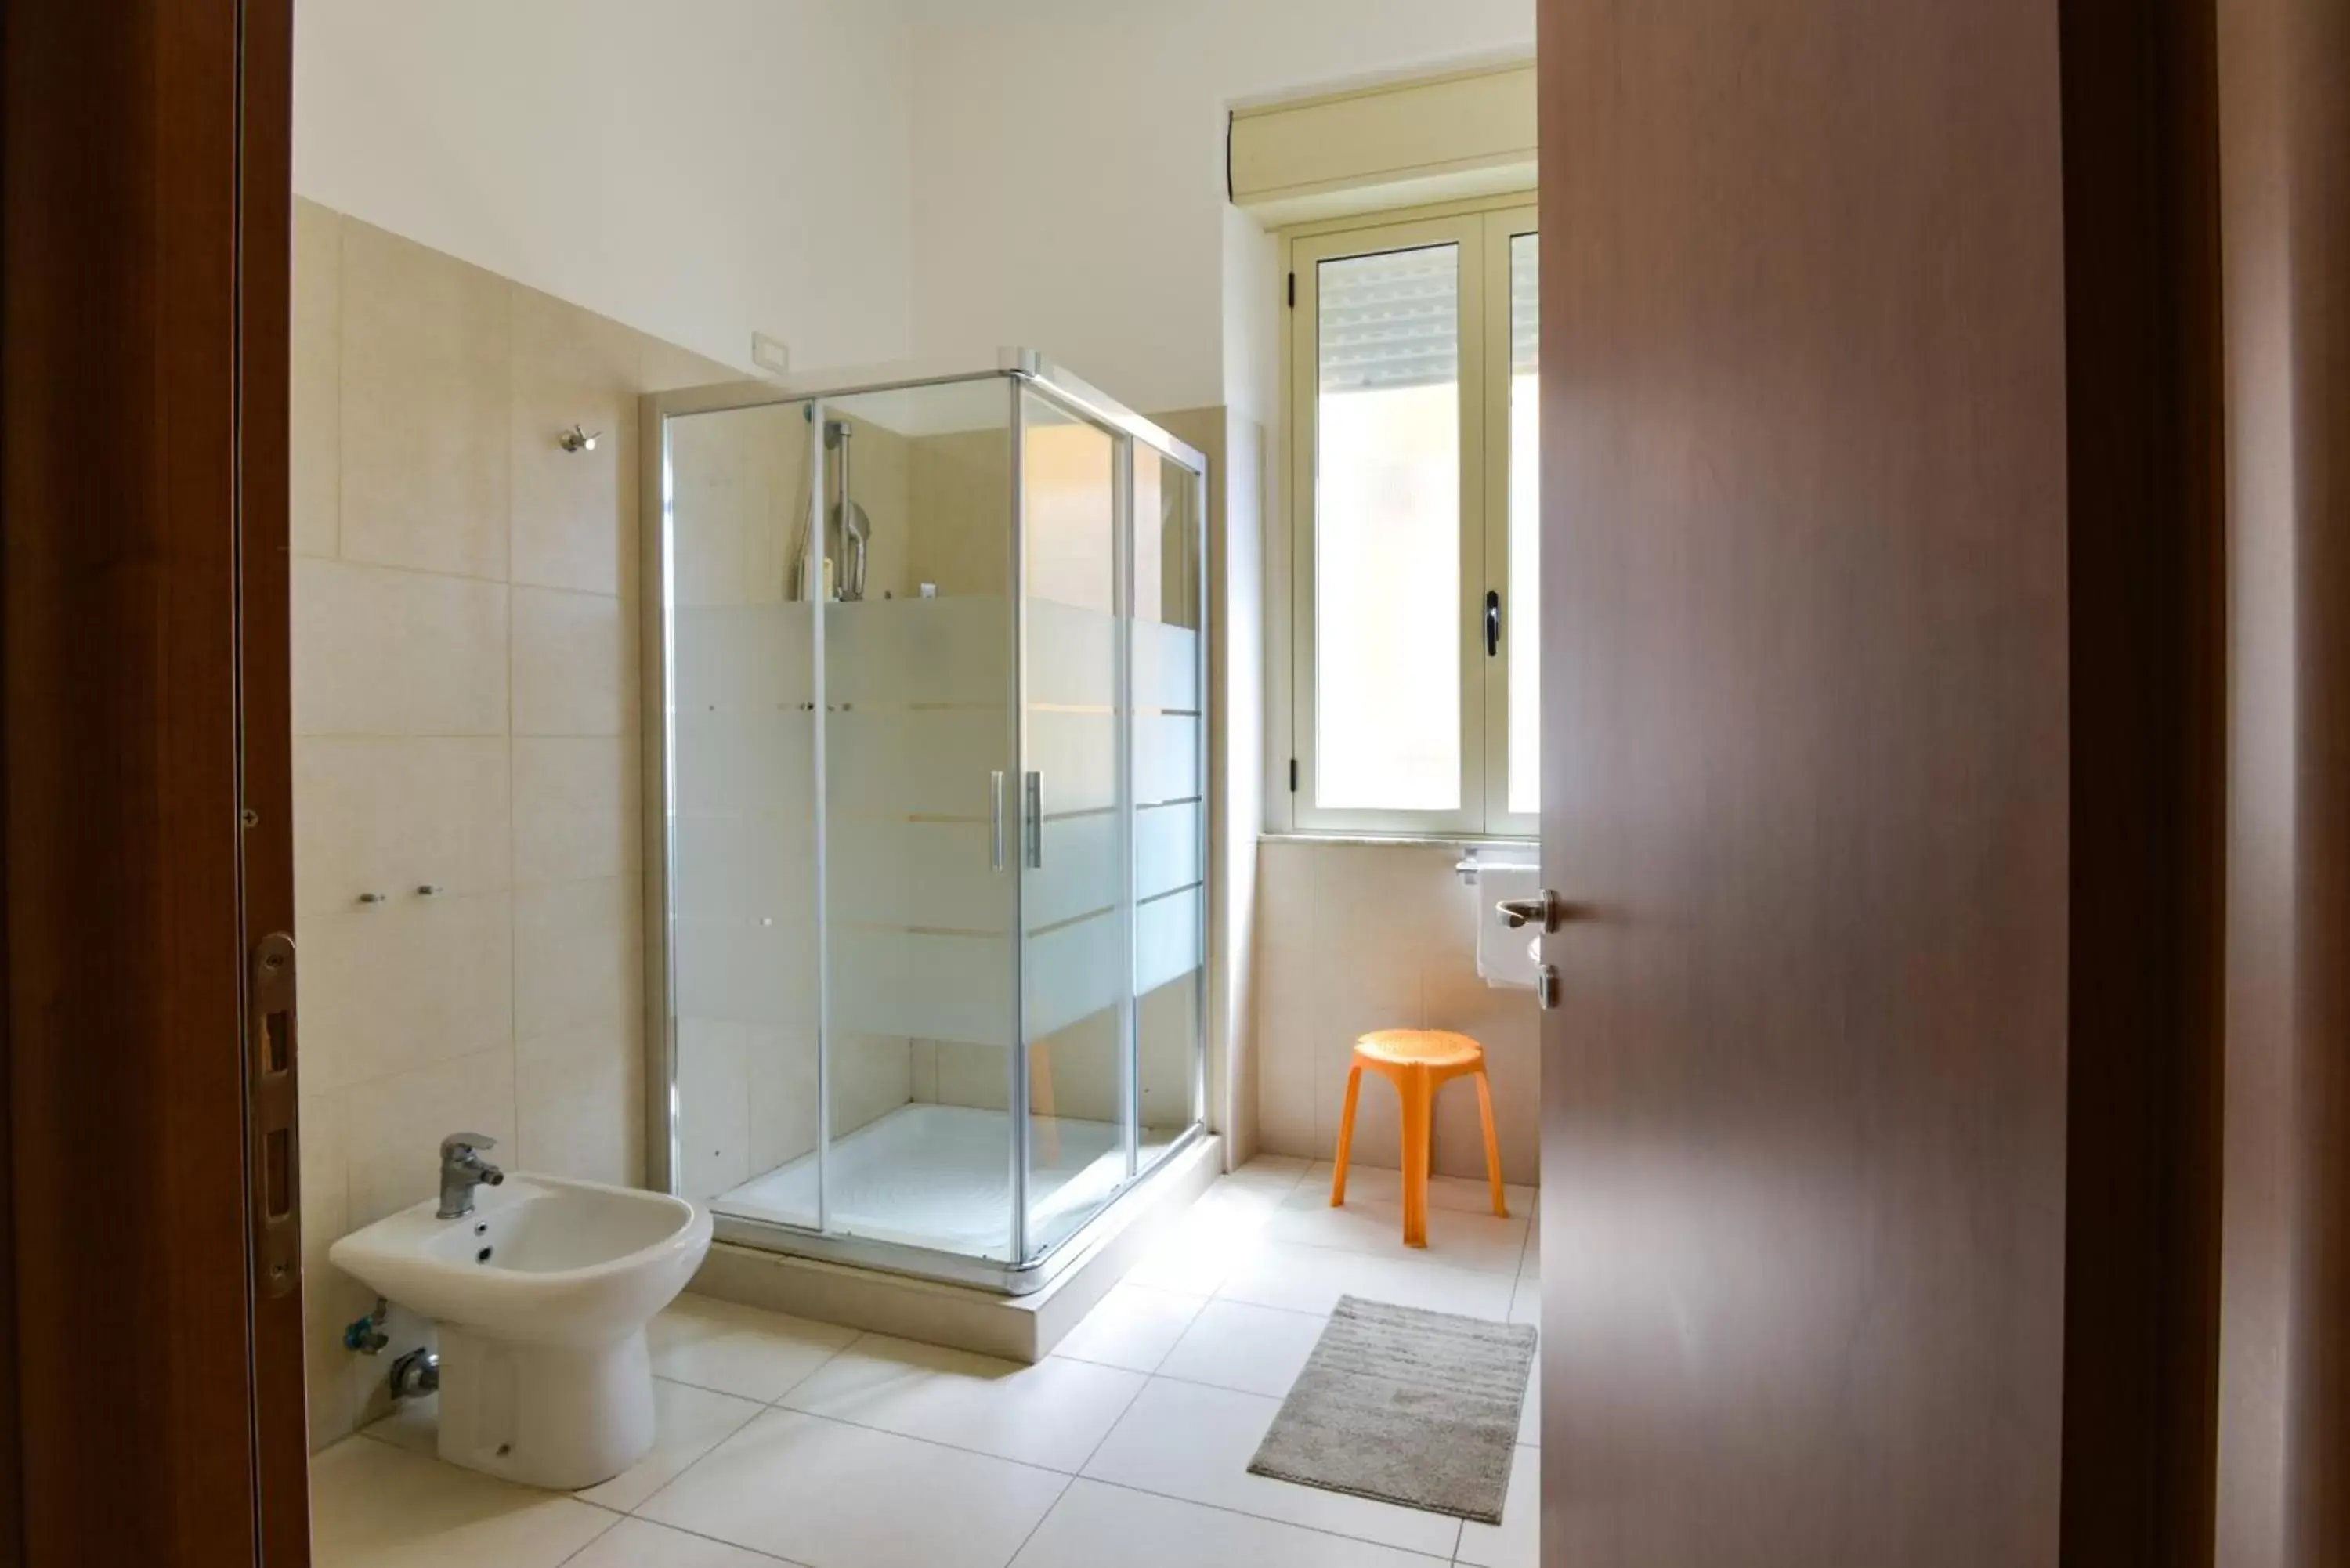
xmin=1485 ymin=589 xmax=1501 ymax=657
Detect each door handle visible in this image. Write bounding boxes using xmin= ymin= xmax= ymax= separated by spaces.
xmin=1023 ymin=771 xmax=1043 ymax=869
xmin=1495 ymin=889 xmax=1567 ymax=933
xmin=1485 ymin=590 xmax=1501 ymax=657
xmin=990 ymin=771 xmax=1007 ymax=871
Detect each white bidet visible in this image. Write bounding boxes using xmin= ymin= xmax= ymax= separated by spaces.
xmin=329 ymin=1173 xmax=711 ymax=1490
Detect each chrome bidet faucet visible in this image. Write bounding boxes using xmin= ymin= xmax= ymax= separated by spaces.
xmin=437 ymin=1132 xmax=504 ymax=1219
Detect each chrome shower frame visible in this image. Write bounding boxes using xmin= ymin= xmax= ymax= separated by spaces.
xmin=638 ymin=349 xmax=1212 ymax=1295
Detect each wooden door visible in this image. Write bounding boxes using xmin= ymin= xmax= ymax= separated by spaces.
xmin=0 ymin=1 xmax=309 ymax=1561
xmin=1531 ymin=2 xmax=2221 ymax=1563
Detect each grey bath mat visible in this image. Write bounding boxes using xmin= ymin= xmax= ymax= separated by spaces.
xmin=1246 ymin=1295 xmax=1535 ymax=1524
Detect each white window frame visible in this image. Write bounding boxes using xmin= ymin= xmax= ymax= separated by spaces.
xmin=1280 ymin=196 xmax=1539 ymax=840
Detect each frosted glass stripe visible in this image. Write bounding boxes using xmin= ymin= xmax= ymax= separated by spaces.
xmin=1135 ymin=887 xmax=1203 ymax=995
xmin=1131 ymin=620 xmax=1199 ymax=710
xmin=827 ymin=708 xmax=1008 ymax=820
xmin=1133 ymin=801 xmax=1202 ymax=901
xmin=1024 ymin=909 xmax=1123 ymax=1040
xmin=671 ymin=710 xmax=813 ymax=818
xmin=830 ymin=927 xmax=1015 ymax=1047
xmin=1025 ymin=811 xmax=1119 ymax=932
xmin=1025 ymin=600 xmax=1118 ymax=708
xmin=826 ymin=817 xmax=1008 ymax=934
xmin=671 ymin=811 xmax=815 ymax=924
xmin=1135 ymin=713 xmax=1199 ymax=804
xmin=674 ymin=915 xmax=817 ymax=1028
xmin=1027 ymin=710 xmax=1117 ymax=816
xmin=822 ymin=595 xmax=1008 ymax=707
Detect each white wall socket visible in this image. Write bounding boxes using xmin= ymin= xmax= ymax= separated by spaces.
xmin=750 ymin=332 xmax=790 ymax=376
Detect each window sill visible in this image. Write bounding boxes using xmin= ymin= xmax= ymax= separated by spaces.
xmin=1256 ymin=830 xmax=1538 ymax=851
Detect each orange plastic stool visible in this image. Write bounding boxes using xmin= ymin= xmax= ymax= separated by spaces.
xmin=1330 ymin=1029 xmax=1507 ymax=1246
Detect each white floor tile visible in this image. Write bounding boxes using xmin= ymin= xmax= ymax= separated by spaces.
xmin=1155 ymin=1299 xmax=1327 ymax=1399
xmin=1508 ymin=1276 xmax=1541 ymax=1328
xmin=779 ymin=1333 xmax=1146 ymax=1472
xmin=309 ymin=1435 xmax=617 ymax=1568
xmin=1300 ymin=1162 xmax=1535 ymax=1219
xmin=1455 ymin=1446 xmax=1538 ymax=1568
xmin=1011 ymin=1478 xmax=1448 ymax=1568
xmin=579 ymin=1378 xmax=767 ymax=1512
xmin=1264 ymin=1198 xmax=1528 ymax=1276
xmin=1517 ymin=1368 xmax=1541 ymax=1447
xmin=648 ymin=1293 xmax=859 ymax=1401
xmin=565 ymin=1516 xmax=795 ymax=1568
xmin=1215 ymin=1241 xmax=1517 ymax=1321
xmin=639 ymin=1408 xmax=1067 ymax=1568
xmin=1121 ymin=1205 xmax=1272 ymax=1296
xmin=1050 ymin=1284 xmax=1206 ymax=1374
xmin=360 ymin=1396 xmax=438 ymax=1458
xmin=1080 ymin=1378 xmax=1461 ymax=1558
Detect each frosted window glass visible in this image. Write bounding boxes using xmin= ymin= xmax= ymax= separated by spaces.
xmin=1314 ymin=244 xmax=1462 ymax=811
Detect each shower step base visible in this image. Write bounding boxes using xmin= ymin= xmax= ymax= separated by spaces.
xmin=686 ymin=1133 xmax=1222 ymax=1363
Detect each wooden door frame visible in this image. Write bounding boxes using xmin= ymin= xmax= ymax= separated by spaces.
xmin=2055 ymin=0 xmax=2226 ymax=1563
xmin=0 ymin=2 xmax=307 ymax=1563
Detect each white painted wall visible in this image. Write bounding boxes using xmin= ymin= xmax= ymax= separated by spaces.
xmin=906 ymin=0 xmax=1535 ymax=414
xmin=295 ymin=0 xmax=916 ymax=372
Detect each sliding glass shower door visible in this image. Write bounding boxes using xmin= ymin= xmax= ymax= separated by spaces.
xmin=819 ymin=381 xmax=1021 ymax=1262
xmin=649 ymin=356 xmax=1207 ymax=1292
xmin=1015 ymin=389 xmax=1129 ymax=1259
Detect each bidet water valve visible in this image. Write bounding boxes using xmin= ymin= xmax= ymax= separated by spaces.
xmin=389 ymin=1346 xmax=441 ymax=1400
xmin=342 ymin=1296 xmax=391 ymax=1355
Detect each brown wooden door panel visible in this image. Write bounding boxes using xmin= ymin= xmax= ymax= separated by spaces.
xmin=1535 ymin=2 xmax=2073 ymax=1561
xmin=2 ymin=0 xmax=307 ymax=1561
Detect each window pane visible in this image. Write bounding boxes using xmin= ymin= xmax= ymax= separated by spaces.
xmin=1314 ymin=243 xmax=1461 ymax=811
xmin=1506 ymin=231 xmax=1541 ymax=816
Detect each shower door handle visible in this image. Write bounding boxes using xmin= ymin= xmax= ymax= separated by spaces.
xmin=1023 ymin=771 xmax=1043 ymax=870
xmin=990 ymin=771 xmax=1007 ymax=871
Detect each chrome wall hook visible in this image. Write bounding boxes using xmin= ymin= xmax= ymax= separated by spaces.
xmin=558 ymin=423 xmax=600 ymax=453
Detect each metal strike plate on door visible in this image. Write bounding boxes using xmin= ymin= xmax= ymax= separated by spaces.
xmin=1535 ymin=963 xmax=1562 ymax=1010
xmin=247 ymin=931 xmax=302 ymax=1299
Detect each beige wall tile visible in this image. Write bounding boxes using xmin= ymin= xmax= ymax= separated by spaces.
xmin=295 ymin=736 xmax=511 ymax=917
xmin=342 ymin=1047 xmax=517 ymax=1230
xmin=1251 ymin=841 xmax=1542 ymax=1185
xmin=516 ymin=1014 xmax=645 ymax=1186
xmin=666 ymin=404 xmax=801 ymax=611
xmin=292 ymin=558 xmax=508 ymax=736
xmin=514 ymin=586 xmax=634 ymax=735
xmin=291 ymin=199 xmax=341 ymax=559
xmin=296 ymin=1085 xmax=374 ymax=1451
xmin=515 ymin=875 xmax=642 ymax=1040
xmin=932 ymin=1039 xmax=1010 ymax=1111
xmin=512 ymin=735 xmax=640 ymax=886
xmin=291 ymin=205 xmax=741 ymax=1447
xmin=338 ymin=220 xmax=510 ymax=579
xmin=512 ymin=287 xmax=641 ymax=596
xmin=831 ymin=1034 xmax=912 ymax=1139
xmin=299 ymin=893 xmax=514 ymax=1096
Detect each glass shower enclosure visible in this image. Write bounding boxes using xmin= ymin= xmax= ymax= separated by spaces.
xmin=640 ymin=350 xmax=1209 ymax=1293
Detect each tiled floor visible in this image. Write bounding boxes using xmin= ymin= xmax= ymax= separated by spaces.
xmin=310 ymin=1155 xmax=1542 ymax=1568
